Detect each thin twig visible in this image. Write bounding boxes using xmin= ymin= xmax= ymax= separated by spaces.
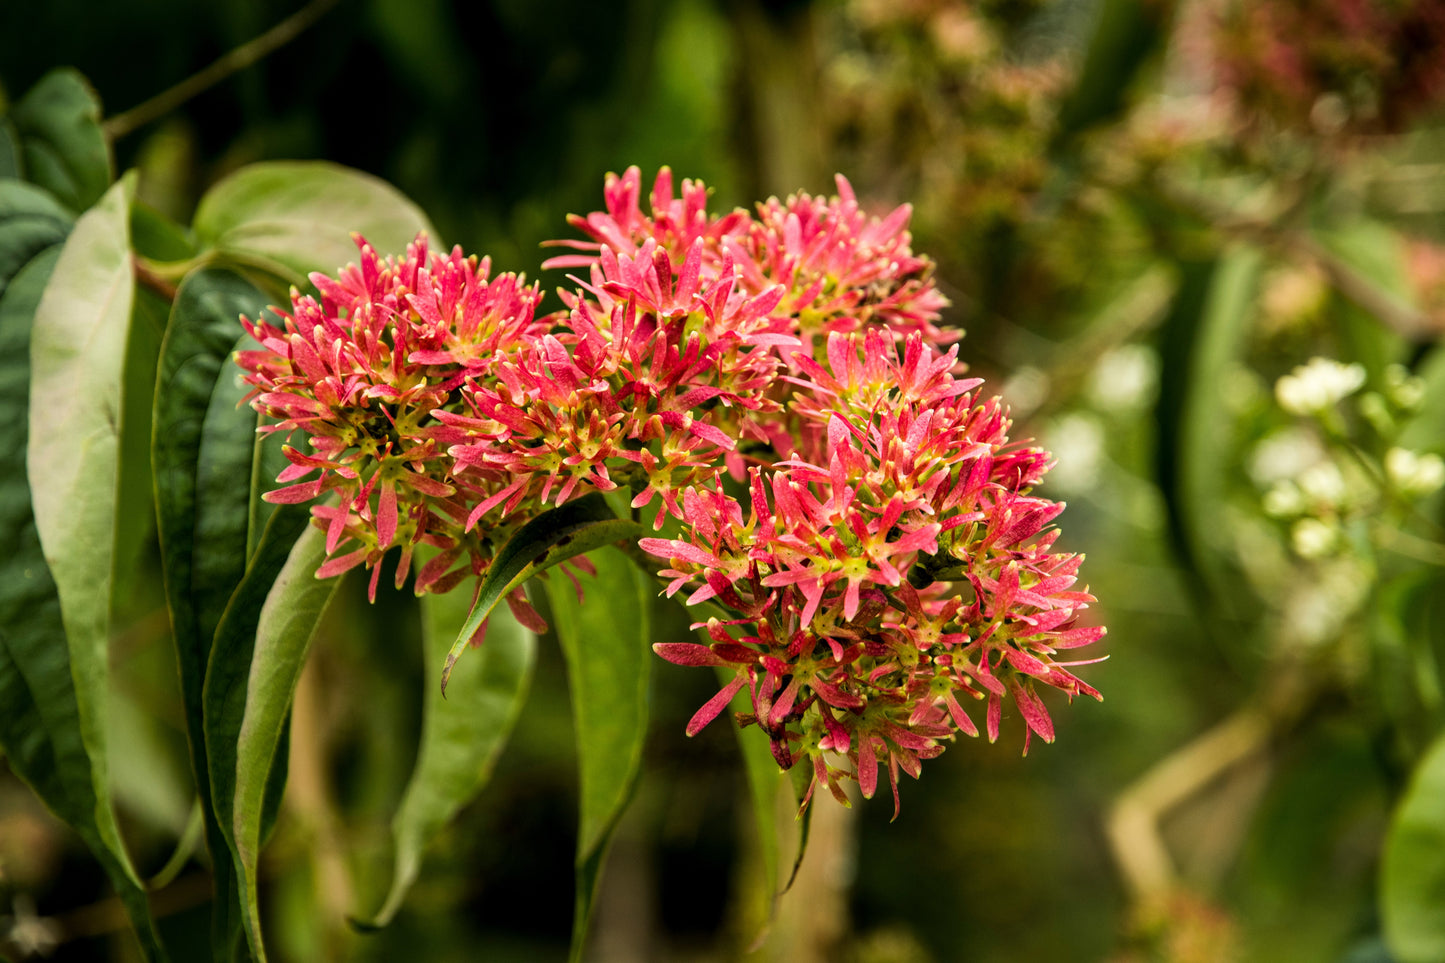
xmin=103 ymin=0 xmax=343 ymax=142
xmin=1106 ymin=661 xmax=1319 ymax=902
xmin=1107 ymin=708 xmax=1272 ymax=900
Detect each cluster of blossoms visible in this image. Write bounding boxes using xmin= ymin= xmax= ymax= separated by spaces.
xmin=237 ymin=166 xmax=1105 ymax=812
xmin=1259 ymin=357 xmax=1443 ymax=563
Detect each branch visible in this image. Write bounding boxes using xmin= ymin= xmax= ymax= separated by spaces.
xmin=103 ymin=0 xmax=343 ymax=142
xmin=1106 ymin=707 xmax=1272 ymax=900
xmin=1105 ymin=661 xmax=1320 ymax=903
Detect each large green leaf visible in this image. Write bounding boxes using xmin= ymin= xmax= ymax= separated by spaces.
xmin=0 ymin=248 xmax=75 ymax=801
xmin=203 ymin=502 xmax=310 ymax=960
xmin=192 ymin=161 xmax=436 ymax=286
xmin=440 ymin=493 xmax=643 ymax=693
xmin=0 ymin=248 xmax=167 ymax=962
xmin=24 ymin=173 xmax=145 ymax=858
xmin=156 ymin=270 xmax=274 ymax=790
xmin=6 ymin=68 xmax=111 ymax=213
xmin=229 ymin=525 xmax=341 ymax=962
xmin=1383 ymin=733 xmax=1445 ymax=963
xmin=542 ymin=547 xmax=652 ymax=963
xmin=26 ymin=175 xmax=136 ymax=804
xmin=152 ymin=269 xmax=275 ymax=959
xmin=5 ymin=178 xmax=166 ymax=958
xmin=360 ymin=580 xmax=537 ymax=928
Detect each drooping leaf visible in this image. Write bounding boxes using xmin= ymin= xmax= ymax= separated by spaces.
xmin=542 ymin=547 xmax=652 ymax=963
xmin=440 ymin=493 xmax=643 ymax=693
xmin=3 ymin=181 xmax=166 ymax=959
xmin=203 ymin=500 xmax=308 ymax=957
xmin=6 ymin=68 xmax=111 ymax=213
xmin=24 ymin=171 xmax=149 ymax=853
xmin=230 ymin=525 xmax=341 ymax=962
xmin=192 ymin=161 xmax=435 ymax=287
xmin=1154 ymin=249 xmax=1265 ymax=631
xmin=360 ymin=577 xmax=537 ymax=928
xmin=1383 ymin=732 xmax=1445 ymax=963
xmin=152 ymin=269 xmax=275 ymax=959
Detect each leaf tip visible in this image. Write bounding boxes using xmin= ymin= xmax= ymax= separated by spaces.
xmin=440 ymin=651 xmax=459 ymax=698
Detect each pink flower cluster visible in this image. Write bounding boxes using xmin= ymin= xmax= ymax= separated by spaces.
xmin=237 ymin=238 xmax=552 ymax=620
xmin=237 ymin=166 xmax=1104 ymax=812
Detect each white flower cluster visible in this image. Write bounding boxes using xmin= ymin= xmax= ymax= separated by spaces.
xmin=1385 ymin=447 xmax=1445 ymax=497
xmin=1274 ymin=357 xmax=1366 ymax=415
xmin=1262 ymin=462 xmax=1350 ymax=519
xmin=1385 ymin=364 xmax=1426 ymax=411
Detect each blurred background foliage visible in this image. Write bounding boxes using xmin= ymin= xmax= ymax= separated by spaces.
xmin=4 ymin=0 xmax=1445 ymax=960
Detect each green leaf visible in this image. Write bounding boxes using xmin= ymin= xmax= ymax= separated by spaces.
xmin=131 ymin=199 xmax=198 ymax=263
xmin=1 ymin=183 xmax=166 ymax=959
xmin=0 ymin=247 xmax=76 ymax=800
xmin=6 ymin=68 xmax=111 ymax=213
xmin=203 ymin=503 xmax=309 ymax=959
xmin=25 ymin=171 xmax=145 ymax=858
xmin=229 ymin=525 xmax=341 ymax=962
xmin=440 ymin=493 xmax=643 ymax=693
xmin=360 ymin=578 xmax=537 ymax=928
xmin=542 ymin=547 xmax=652 ymax=963
xmin=192 ymin=161 xmax=436 ymax=286
xmin=0 ymin=181 xmax=74 ymax=286
xmin=155 ymin=270 xmax=274 ymax=792
xmin=1154 ymin=249 xmax=1265 ymax=629
xmin=152 ymin=269 xmax=275 ymax=959
xmin=1383 ymin=732 xmax=1445 ymax=963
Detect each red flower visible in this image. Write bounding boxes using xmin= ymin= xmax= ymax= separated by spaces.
xmin=238 ymin=233 xmax=548 ymax=602
xmin=238 ymin=168 xmax=1105 ymax=816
